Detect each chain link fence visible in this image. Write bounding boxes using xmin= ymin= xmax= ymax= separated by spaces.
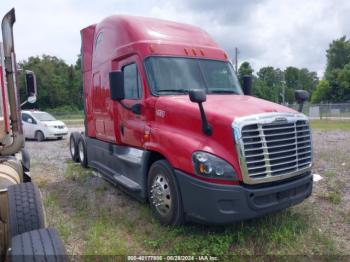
xmin=287 ymin=103 xmax=350 ymax=119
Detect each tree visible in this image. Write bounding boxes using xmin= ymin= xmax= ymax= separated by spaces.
xmin=238 ymin=62 xmax=318 ymax=104
xmin=256 ymin=67 xmax=284 ymax=103
xmin=325 ymin=36 xmax=350 ymax=77
xmin=335 ymin=63 xmax=350 ymax=102
xmin=238 ymin=61 xmax=253 ymax=86
xmin=311 ymin=80 xmax=331 ymax=103
xmin=284 ymin=67 xmax=299 ymax=90
xmin=18 ymin=55 xmax=83 ymax=110
xmin=323 ymin=36 xmax=350 ymax=102
xmin=285 ymin=67 xmax=318 ymax=97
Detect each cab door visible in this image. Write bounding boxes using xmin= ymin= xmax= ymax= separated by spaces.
xmin=117 ymin=57 xmax=145 ymax=148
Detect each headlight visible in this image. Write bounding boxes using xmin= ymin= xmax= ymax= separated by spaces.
xmin=192 ymin=151 xmax=238 ymax=180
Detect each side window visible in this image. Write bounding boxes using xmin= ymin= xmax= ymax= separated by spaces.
xmin=22 ymin=113 xmax=36 ymax=124
xmin=22 ymin=113 xmax=29 ymax=122
xmin=29 ymin=116 xmax=37 ymax=124
xmin=123 ymin=63 xmax=142 ymax=100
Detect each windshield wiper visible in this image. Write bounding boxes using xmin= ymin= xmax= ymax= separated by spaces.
xmin=157 ymin=89 xmax=189 ymax=94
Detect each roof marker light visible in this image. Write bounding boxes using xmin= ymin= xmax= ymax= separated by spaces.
xmin=224 ymin=53 xmax=228 ymax=59
xmin=192 ymin=48 xmax=197 ymax=56
xmin=184 ymin=48 xmax=189 ymax=55
xmin=200 ymin=49 xmax=205 ymax=56
xmin=149 ymin=44 xmax=155 ymax=53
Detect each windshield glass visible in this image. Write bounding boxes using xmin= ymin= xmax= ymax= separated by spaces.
xmin=144 ymin=57 xmax=242 ymax=95
xmin=32 ymin=112 xmax=56 ymax=121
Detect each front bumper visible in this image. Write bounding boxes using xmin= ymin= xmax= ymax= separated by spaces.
xmin=45 ymin=128 xmax=68 ymax=138
xmin=175 ymin=170 xmax=313 ymax=224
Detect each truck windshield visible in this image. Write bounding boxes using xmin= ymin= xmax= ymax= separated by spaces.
xmin=144 ymin=57 xmax=242 ymax=95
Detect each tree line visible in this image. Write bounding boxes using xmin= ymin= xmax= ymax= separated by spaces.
xmin=238 ymin=36 xmax=350 ymax=104
xmin=16 ymin=36 xmax=350 ymax=111
xmin=238 ymin=62 xmax=318 ymax=104
xmin=18 ymin=55 xmax=83 ymax=112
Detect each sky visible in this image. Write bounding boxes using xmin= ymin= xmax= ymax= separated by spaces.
xmin=1 ymin=0 xmax=350 ymax=77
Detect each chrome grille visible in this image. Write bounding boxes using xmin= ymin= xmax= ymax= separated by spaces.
xmin=233 ymin=113 xmax=312 ymax=184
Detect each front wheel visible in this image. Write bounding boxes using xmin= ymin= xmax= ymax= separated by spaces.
xmin=148 ymin=160 xmax=184 ymax=225
xmin=35 ymin=131 xmax=45 ymax=142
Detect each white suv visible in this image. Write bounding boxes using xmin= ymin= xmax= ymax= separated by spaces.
xmin=21 ymin=110 xmax=68 ymax=141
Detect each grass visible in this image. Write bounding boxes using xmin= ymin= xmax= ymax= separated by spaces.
xmin=49 ymin=111 xmax=84 ymax=120
xmin=39 ymin=162 xmax=341 ymax=257
xmin=310 ymin=119 xmax=350 ymax=130
xmin=328 ymin=192 xmax=342 ymax=205
xmin=318 ymin=191 xmax=342 ymax=205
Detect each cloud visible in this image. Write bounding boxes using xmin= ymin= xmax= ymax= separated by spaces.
xmin=1 ymin=0 xmax=350 ymax=77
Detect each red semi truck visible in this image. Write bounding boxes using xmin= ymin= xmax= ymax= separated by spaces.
xmin=70 ymin=15 xmax=313 ymax=225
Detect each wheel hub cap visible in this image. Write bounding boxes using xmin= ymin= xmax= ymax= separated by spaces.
xmin=150 ymin=174 xmax=172 ymax=216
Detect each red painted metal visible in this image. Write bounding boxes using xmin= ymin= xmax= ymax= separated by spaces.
xmin=81 ymin=15 xmax=297 ymax=185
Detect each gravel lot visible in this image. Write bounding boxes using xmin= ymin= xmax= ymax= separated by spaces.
xmin=25 ymin=125 xmax=350 ymax=256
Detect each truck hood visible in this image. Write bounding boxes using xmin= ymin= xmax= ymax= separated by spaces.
xmin=157 ymin=95 xmax=296 ymax=122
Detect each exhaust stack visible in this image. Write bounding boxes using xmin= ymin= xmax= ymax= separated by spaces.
xmin=0 ymin=8 xmax=24 ymax=155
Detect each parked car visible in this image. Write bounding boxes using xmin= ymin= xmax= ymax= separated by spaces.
xmin=22 ymin=110 xmax=68 ymax=141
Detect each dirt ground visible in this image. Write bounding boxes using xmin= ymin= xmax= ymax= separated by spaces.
xmin=25 ymin=125 xmax=350 ymax=256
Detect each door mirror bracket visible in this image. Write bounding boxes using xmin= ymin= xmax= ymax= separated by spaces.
xmin=189 ymin=89 xmax=212 ymax=136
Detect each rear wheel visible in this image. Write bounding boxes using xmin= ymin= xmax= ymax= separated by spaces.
xmin=148 ymin=160 xmax=184 ymax=225
xmin=8 ymin=228 xmax=66 ymax=261
xmin=78 ymin=136 xmax=88 ymax=168
xmin=69 ymin=133 xmax=80 ymax=162
xmin=35 ymin=131 xmax=44 ymax=142
xmin=7 ymin=183 xmax=45 ymax=238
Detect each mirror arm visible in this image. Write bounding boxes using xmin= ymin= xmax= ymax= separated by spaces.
xmin=198 ymin=102 xmax=212 ymax=136
xmin=298 ymin=103 xmax=304 ymax=113
xmin=20 ymin=100 xmax=28 ymax=107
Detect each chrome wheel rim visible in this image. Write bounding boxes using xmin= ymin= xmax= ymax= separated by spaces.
xmin=70 ymin=137 xmax=75 ymax=156
xmin=79 ymin=141 xmax=84 ymax=162
xmin=150 ymin=174 xmax=172 ymax=216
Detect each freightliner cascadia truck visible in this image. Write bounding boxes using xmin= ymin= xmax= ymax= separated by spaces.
xmin=70 ymin=15 xmax=313 ymax=225
xmin=0 ymin=9 xmax=66 ymax=260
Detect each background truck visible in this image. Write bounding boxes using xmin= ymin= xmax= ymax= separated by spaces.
xmin=0 ymin=9 xmax=66 ymax=260
xmin=70 ymin=15 xmax=313 ymax=225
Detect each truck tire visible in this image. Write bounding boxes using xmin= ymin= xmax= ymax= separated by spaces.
xmin=148 ymin=160 xmax=184 ymax=225
xmin=78 ymin=136 xmax=88 ymax=168
xmin=69 ymin=132 xmax=80 ymax=162
xmin=35 ymin=131 xmax=45 ymax=142
xmin=8 ymin=228 xmax=66 ymax=261
xmin=7 ymin=183 xmax=45 ymax=238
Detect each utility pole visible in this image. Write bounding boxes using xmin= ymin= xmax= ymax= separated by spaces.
xmin=281 ymin=73 xmax=286 ymax=105
xmin=282 ymin=81 xmax=286 ymax=105
xmin=234 ymin=47 xmax=238 ymax=73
